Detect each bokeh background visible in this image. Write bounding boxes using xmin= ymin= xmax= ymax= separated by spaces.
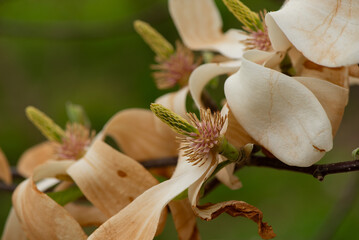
xmin=1 ymin=0 xmax=359 ymax=239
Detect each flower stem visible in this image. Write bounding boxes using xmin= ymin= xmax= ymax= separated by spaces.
xmin=217 ymin=137 xmax=242 ymax=163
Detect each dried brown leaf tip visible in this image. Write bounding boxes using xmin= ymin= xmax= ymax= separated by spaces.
xmin=198 ymin=200 xmax=276 ymax=239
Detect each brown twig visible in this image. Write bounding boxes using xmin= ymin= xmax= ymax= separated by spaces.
xmin=2 ymin=156 xmax=359 ymax=193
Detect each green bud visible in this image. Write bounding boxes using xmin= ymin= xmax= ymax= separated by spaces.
xmin=66 ymin=102 xmax=90 ymax=127
xmin=352 ymin=148 xmax=359 ymax=160
xmin=222 ymin=0 xmax=263 ymax=31
xmin=26 ymin=106 xmax=65 ymax=142
xmin=134 ymin=20 xmax=174 ymax=60
xmin=150 ymin=103 xmax=198 ymax=136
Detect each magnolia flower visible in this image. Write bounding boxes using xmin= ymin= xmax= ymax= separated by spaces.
xmin=2 ymin=108 xmax=200 ymax=240
xmin=87 ymin=104 xmax=275 ymax=240
xmin=178 ymin=0 xmax=351 ymax=167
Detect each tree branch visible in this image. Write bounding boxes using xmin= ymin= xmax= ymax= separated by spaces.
xmin=2 ymin=156 xmax=359 ymax=193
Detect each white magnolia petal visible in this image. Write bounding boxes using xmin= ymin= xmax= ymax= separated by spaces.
xmin=215 ymin=158 xmax=242 ymax=190
xmin=294 ymin=77 xmax=348 ymax=136
xmin=67 ymin=140 xmax=159 ymax=218
xmin=17 ymin=141 xmax=55 ymax=177
xmin=88 ymin=153 xmax=213 ymax=240
xmin=12 ymin=162 xmax=86 ymax=239
xmin=225 ymin=50 xmax=333 ymax=167
xmin=33 ymin=160 xmax=75 ymax=182
xmin=169 ymin=0 xmax=246 ymax=58
xmin=102 ymin=109 xmax=178 ymax=160
xmin=267 ymin=0 xmax=359 ymax=67
xmin=1 ymin=208 xmax=27 ymax=240
xmin=0 ymin=149 xmax=12 ymax=184
xmin=189 ymin=61 xmax=240 ymax=109
xmin=155 ymin=86 xmax=189 ymax=118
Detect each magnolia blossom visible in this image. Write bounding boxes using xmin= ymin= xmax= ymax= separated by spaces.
xmin=2 ymin=109 xmax=200 ymax=240
xmin=172 ymin=0 xmax=351 ymax=167
xmin=87 ymin=106 xmax=275 ymax=240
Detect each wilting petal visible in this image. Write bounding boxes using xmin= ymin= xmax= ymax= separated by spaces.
xmin=88 ymin=152 xmax=214 ymax=240
xmin=1 ymin=208 xmax=27 ymax=240
xmin=225 ymin=50 xmax=333 ymax=167
xmin=189 ymin=61 xmax=240 ymax=108
xmin=12 ymin=162 xmax=86 ymax=240
xmin=156 ymin=87 xmax=189 ymax=118
xmin=67 ymin=140 xmax=159 ymax=217
xmin=168 ymin=199 xmax=200 ymax=240
xmin=266 ymin=0 xmax=359 ymax=67
xmin=169 ymin=0 xmax=247 ymax=59
xmin=17 ymin=141 xmax=56 ymax=177
xmin=0 ymin=149 xmax=12 ymax=184
xmin=65 ymin=203 xmax=108 ymax=227
xmin=102 ymin=109 xmax=178 ymax=160
xmin=188 ymin=157 xmax=275 ymax=240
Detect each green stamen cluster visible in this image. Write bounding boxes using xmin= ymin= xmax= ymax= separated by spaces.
xmin=150 ymin=103 xmax=198 ymax=136
xmin=26 ymin=106 xmax=65 ymax=142
xmin=222 ymin=0 xmax=264 ymax=31
xmin=134 ymin=20 xmax=174 ymax=60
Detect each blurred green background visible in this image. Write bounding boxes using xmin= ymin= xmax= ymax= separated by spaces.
xmin=1 ymin=0 xmax=359 ymax=239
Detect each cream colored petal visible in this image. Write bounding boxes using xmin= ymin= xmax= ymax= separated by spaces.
xmin=169 ymin=199 xmax=200 ymax=240
xmin=188 ymin=156 xmax=275 ymax=239
xmin=349 ymin=65 xmax=359 ymax=85
xmin=266 ymin=0 xmax=359 ymax=67
xmin=189 ymin=61 xmax=240 ymax=109
xmin=67 ymin=140 xmax=159 ymax=217
xmin=225 ymin=50 xmax=333 ymax=167
xmin=88 ymin=152 xmax=213 ymax=240
xmin=225 ymin=108 xmax=256 ymax=149
xmin=295 ymin=77 xmax=348 ymax=136
xmin=215 ymin=159 xmax=242 ymax=190
xmin=33 ymin=160 xmax=75 ymax=182
xmin=17 ymin=141 xmax=56 ymax=177
xmin=0 ymin=149 xmax=12 ymax=184
xmin=1 ymin=208 xmax=27 ymax=240
xmin=12 ymin=162 xmax=86 ymax=239
xmin=102 ymin=109 xmax=178 ymax=160
xmin=155 ymin=87 xmax=189 ymax=118
xmin=169 ymin=0 xmax=246 ymax=58
xmin=65 ymin=203 xmax=108 ymax=227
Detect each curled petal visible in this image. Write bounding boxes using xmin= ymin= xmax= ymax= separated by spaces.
xmin=67 ymin=140 xmax=159 ymax=218
xmin=0 ymin=149 xmax=12 ymax=184
xmin=189 ymin=61 xmax=240 ymax=109
xmin=349 ymin=64 xmax=359 ymax=85
xmin=17 ymin=141 xmax=55 ymax=177
xmin=102 ymin=109 xmax=178 ymax=160
xmin=169 ymin=0 xmax=247 ymax=58
xmin=12 ymin=162 xmax=86 ymax=240
xmin=225 ymin=50 xmax=333 ymax=167
xmin=169 ymin=199 xmax=200 ymax=240
xmin=88 ymin=152 xmax=213 ymax=240
xmin=266 ymin=0 xmax=359 ymax=67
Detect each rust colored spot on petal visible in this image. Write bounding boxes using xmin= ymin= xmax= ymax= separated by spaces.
xmin=117 ymin=170 xmax=127 ymax=178
xmin=313 ymin=145 xmax=325 ymax=152
xmin=128 ymin=196 xmax=134 ymax=202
